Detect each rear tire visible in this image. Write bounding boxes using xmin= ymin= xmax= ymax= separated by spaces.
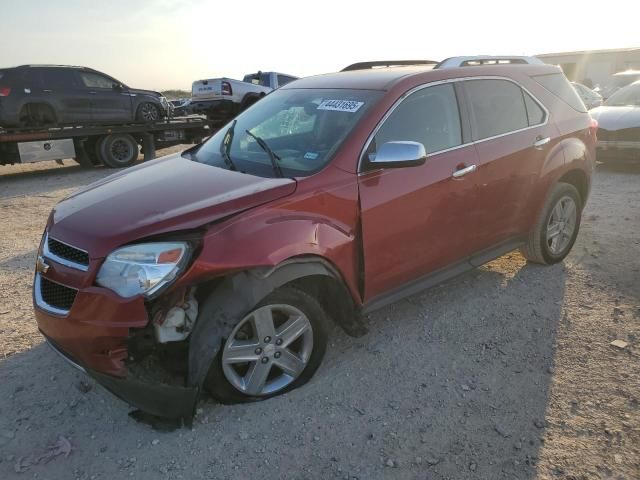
xmin=96 ymin=133 xmax=139 ymax=168
xmin=520 ymin=182 xmax=582 ymax=264
xmin=204 ymin=287 xmax=329 ymax=404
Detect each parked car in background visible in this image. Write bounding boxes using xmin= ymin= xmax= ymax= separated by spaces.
xmin=170 ymin=98 xmax=192 ymax=116
xmin=0 ymin=65 xmax=171 ymax=128
xmin=572 ymin=81 xmax=602 ymax=109
xmin=34 ymin=57 xmax=595 ymax=419
xmin=590 ymin=80 xmax=640 ymax=163
xmin=190 ymin=71 xmax=298 ymax=123
xmin=595 ymin=70 xmax=640 ymax=100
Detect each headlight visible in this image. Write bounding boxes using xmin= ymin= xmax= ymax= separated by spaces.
xmin=96 ymin=242 xmax=190 ymax=298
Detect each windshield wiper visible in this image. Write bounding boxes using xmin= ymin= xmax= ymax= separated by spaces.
xmin=245 ymin=130 xmax=283 ymax=178
xmin=219 ymin=120 xmax=237 ymax=171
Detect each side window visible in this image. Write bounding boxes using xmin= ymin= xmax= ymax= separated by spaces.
xmin=371 ymin=83 xmax=462 ymax=156
xmin=80 ymin=72 xmax=115 ymax=89
xmin=533 ymin=73 xmax=587 ymax=112
xmin=42 ymin=69 xmax=79 ymax=90
xmin=464 ymin=79 xmax=529 ymax=140
xmin=277 ymin=75 xmax=296 ymax=87
xmin=523 ymin=91 xmax=545 ymax=126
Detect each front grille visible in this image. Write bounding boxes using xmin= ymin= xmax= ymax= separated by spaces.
xmin=40 ymin=276 xmax=77 ymax=311
xmin=47 ymin=236 xmax=89 ymax=267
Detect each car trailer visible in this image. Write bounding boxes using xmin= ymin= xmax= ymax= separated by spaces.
xmin=0 ymin=116 xmax=215 ymax=168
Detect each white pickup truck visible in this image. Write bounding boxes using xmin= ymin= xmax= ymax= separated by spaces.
xmin=190 ymin=71 xmax=298 ymax=123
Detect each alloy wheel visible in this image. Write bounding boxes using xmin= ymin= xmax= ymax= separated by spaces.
xmin=546 ymin=195 xmax=577 ymax=255
xmin=140 ymin=103 xmax=159 ymax=121
xmin=222 ymin=304 xmax=314 ymax=396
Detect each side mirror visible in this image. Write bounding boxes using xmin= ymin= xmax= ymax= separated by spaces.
xmin=369 ymin=141 xmax=427 ymax=168
xmin=112 ymin=83 xmax=123 ymax=91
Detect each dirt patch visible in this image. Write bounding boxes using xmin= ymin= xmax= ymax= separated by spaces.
xmin=0 ymin=155 xmax=638 ymax=479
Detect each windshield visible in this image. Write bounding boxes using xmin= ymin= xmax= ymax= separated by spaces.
xmin=605 ymin=83 xmax=640 ymax=106
xmin=187 ymin=88 xmax=382 ymax=178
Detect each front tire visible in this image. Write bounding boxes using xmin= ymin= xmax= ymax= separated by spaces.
xmin=204 ymin=287 xmax=329 ymax=404
xmin=520 ymin=182 xmax=582 ymax=264
xmin=136 ymin=102 xmax=160 ymax=122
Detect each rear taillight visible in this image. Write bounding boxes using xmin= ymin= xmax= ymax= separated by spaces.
xmin=589 ymin=117 xmax=598 ymax=139
xmin=221 ymin=81 xmax=232 ymax=96
xmin=0 ymin=87 xmax=11 ymax=97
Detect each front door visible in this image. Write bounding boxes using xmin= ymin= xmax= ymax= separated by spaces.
xmin=358 ymin=83 xmax=482 ymax=301
xmin=77 ymin=71 xmax=132 ymax=123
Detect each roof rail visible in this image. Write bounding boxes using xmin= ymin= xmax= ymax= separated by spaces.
xmin=341 ymin=60 xmax=438 ymax=72
xmin=434 ymin=56 xmax=545 ymax=69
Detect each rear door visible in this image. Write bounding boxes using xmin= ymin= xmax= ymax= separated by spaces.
xmin=358 ymin=82 xmax=482 ymax=300
xmin=40 ymin=68 xmax=92 ymax=123
xmin=460 ymin=78 xmax=555 ymax=250
xmin=77 ymin=71 xmax=132 ymax=123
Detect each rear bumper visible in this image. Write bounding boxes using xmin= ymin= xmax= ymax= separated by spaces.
xmin=190 ymin=98 xmax=234 ymax=115
xmin=597 ymin=141 xmax=640 ymax=161
xmin=45 ymin=336 xmax=198 ymax=419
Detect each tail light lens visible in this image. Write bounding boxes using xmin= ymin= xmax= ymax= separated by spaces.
xmin=221 ymin=81 xmax=232 ymax=96
xmin=589 ymin=117 xmax=598 ymax=139
xmin=0 ymin=87 xmax=11 ymax=97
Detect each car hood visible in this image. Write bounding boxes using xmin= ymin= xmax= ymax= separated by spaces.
xmin=128 ymin=88 xmax=162 ymax=98
xmin=48 ymin=154 xmax=297 ymax=258
xmin=590 ymin=105 xmax=640 ymax=130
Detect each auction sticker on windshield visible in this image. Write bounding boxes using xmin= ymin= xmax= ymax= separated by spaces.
xmin=317 ymin=99 xmax=364 ymax=112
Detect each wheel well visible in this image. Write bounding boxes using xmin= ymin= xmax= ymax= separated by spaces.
xmin=20 ymin=103 xmax=57 ymax=121
xmin=240 ymin=94 xmax=260 ymax=110
xmin=558 ymin=169 xmax=588 ymax=206
xmin=287 ymin=274 xmax=365 ymax=337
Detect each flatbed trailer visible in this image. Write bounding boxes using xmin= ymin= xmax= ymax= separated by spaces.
xmin=0 ymin=116 xmax=216 ymax=168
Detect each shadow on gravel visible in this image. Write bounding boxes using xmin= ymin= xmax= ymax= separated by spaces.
xmin=0 ymin=255 xmax=566 ymax=480
xmin=0 ymin=250 xmax=37 ymax=270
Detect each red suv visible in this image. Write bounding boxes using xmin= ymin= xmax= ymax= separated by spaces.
xmin=33 ymin=57 xmax=596 ymax=419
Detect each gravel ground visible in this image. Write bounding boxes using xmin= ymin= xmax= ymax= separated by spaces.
xmin=0 ymin=151 xmax=638 ymax=479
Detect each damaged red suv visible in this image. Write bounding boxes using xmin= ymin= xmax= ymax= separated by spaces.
xmin=34 ymin=57 xmax=596 ymax=419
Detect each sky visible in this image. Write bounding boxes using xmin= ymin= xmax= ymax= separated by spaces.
xmin=1 ymin=0 xmax=638 ymax=91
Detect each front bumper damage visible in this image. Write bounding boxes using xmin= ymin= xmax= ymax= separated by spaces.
xmin=46 ymin=336 xmax=198 ymax=420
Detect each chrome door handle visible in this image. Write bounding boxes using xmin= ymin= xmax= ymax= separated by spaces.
xmin=533 ymin=136 xmax=551 ymax=149
xmin=42 ymin=89 xmax=52 ymax=93
xmin=452 ymin=164 xmax=477 ymax=178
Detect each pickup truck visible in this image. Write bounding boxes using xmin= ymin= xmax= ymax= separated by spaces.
xmin=190 ymin=71 xmax=298 ymax=124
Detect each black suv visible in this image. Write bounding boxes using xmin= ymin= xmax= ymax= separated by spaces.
xmin=0 ymin=65 xmax=171 ymax=128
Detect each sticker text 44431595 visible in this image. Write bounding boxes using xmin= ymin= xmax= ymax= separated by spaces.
xmin=317 ymin=99 xmax=364 ymax=113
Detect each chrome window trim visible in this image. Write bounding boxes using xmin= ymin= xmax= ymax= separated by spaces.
xmin=33 ymin=272 xmax=76 ymax=317
xmin=43 ymin=233 xmax=90 ymax=272
xmin=357 ymin=75 xmax=549 ymax=174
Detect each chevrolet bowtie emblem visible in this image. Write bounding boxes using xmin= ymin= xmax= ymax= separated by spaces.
xmin=36 ymin=256 xmax=50 ymax=274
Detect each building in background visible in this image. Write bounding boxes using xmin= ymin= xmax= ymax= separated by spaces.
xmin=537 ymin=47 xmax=640 ymax=88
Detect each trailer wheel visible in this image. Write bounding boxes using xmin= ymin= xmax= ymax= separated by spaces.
xmin=96 ymin=134 xmax=139 ymax=168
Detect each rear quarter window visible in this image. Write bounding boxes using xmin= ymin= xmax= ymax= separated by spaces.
xmin=533 ymin=73 xmax=587 ymax=113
